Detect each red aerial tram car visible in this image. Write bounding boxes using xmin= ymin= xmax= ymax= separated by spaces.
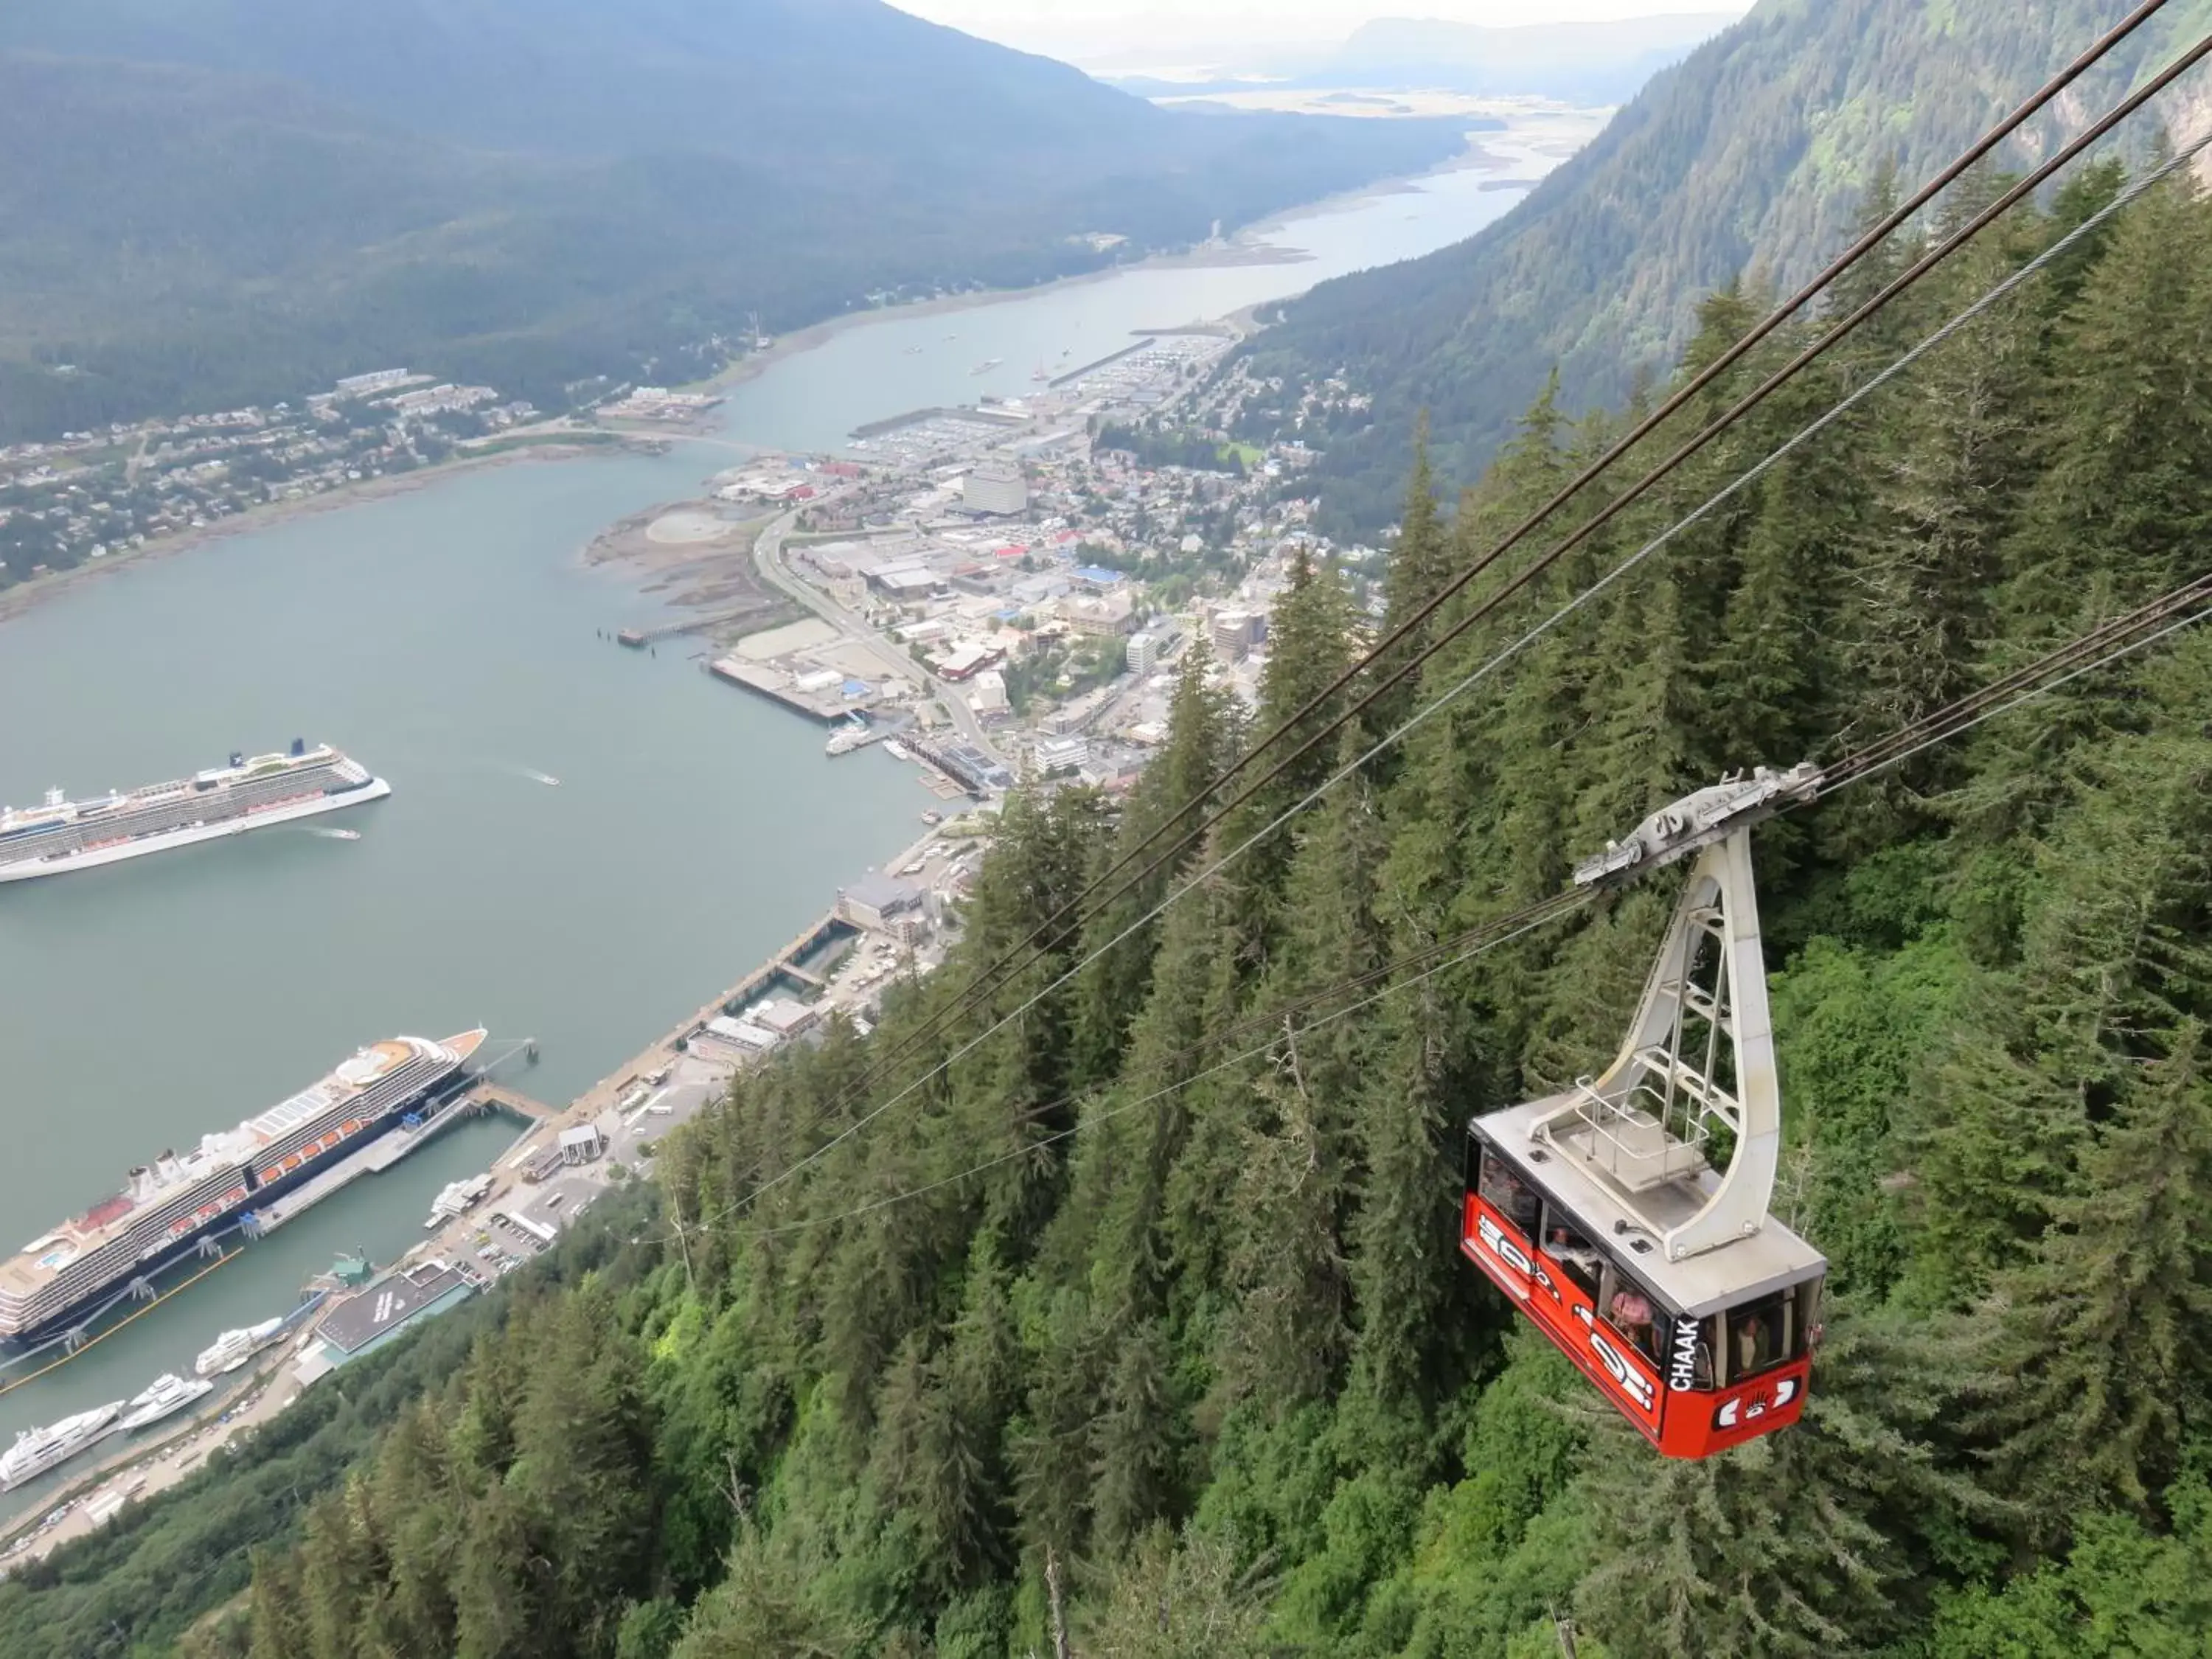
xmin=1460 ymin=768 xmax=1829 ymax=1458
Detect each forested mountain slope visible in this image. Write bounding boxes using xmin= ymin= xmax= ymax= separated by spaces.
xmin=0 ymin=0 xmax=1461 ymax=442
xmin=1243 ymin=0 xmax=2211 ymax=535
xmin=7 ymin=147 xmax=2212 ymax=1658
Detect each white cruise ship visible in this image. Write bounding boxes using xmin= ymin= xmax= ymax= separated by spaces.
xmin=0 ymin=740 xmax=389 ymax=883
xmin=195 ymin=1316 xmax=285 ymax=1378
xmin=119 ymin=1373 xmax=214 ymax=1432
xmin=0 ymin=1402 xmax=122 ymax=1490
xmin=0 ymin=1029 xmax=486 ymax=1347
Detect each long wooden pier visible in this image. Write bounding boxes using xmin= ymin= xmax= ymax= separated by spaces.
xmin=617 ymin=599 xmax=784 ymax=647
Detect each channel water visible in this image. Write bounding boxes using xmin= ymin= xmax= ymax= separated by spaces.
xmin=0 ymin=127 xmax=1554 ymax=1506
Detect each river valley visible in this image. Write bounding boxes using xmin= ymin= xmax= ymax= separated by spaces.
xmin=0 ymin=117 xmax=1582 ymax=1501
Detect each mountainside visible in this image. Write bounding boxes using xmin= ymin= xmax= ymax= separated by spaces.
xmin=1242 ymin=0 xmax=2205 ymax=534
xmin=7 ymin=139 xmax=2212 ymax=1659
xmin=0 ymin=0 xmax=1463 ymax=442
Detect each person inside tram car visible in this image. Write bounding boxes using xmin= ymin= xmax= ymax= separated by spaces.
xmin=1477 ymin=1149 xmax=1540 ymax=1234
xmin=1543 ymin=1211 xmax=1604 ymax=1301
xmin=1608 ymin=1284 xmax=1656 ymax=1361
xmin=1734 ymin=1310 xmax=1772 ymax=1375
xmin=1726 ymin=1293 xmax=1801 ymax=1379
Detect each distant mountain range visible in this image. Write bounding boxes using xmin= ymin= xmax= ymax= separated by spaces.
xmin=0 ymin=0 xmax=1464 ymax=442
xmin=1109 ymin=11 xmax=1741 ymax=104
xmin=1241 ymin=0 xmax=2201 ymax=535
xmin=1321 ymin=12 xmax=1743 ymax=102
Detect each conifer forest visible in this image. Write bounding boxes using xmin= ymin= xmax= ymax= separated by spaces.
xmin=10 ymin=151 xmax=2212 ymax=1659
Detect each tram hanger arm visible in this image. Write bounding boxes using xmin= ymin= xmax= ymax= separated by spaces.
xmin=1573 ymin=762 xmax=1824 ymax=890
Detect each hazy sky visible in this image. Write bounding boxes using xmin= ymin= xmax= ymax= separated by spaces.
xmin=898 ymin=1 xmax=1749 ymax=62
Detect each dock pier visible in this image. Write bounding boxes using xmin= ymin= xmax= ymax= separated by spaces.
xmin=565 ymin=910 xmax=853 ymax=1119
xmin=470 ymin=1083 xmax=560 ymax=1122
xmin=618 ymin=601 xmax=782 ymax=648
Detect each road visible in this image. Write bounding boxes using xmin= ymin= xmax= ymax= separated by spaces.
xmin=751 ymin=507 xmax=1007 ymax=764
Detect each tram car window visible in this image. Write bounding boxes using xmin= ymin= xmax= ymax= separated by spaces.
xmin=1477 ymin=1147 xmax=1541 ymax=1234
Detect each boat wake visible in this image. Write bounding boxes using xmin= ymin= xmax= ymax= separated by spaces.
xmin=306 ymin=827 xmax=361 ymax=841
xmin=509 ymin=766 xmax=563 ymax=788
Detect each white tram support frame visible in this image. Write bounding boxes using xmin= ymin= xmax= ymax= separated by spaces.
xmin=1534 ymin=827 xmax=1782 ymax=1261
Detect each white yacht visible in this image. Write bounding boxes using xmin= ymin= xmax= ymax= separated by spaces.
xmin=194 ymin=1315 xmax=284 ymax=1378
xmin=119 ymin=1373 xmax=214 ymax=1432
xmin=0 ymin=1402 xmax=122 ymax=1490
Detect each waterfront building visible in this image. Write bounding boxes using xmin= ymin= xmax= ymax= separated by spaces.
xmin=838 ymin=872 xmax=925 ymax=933
xmin=753 ymin=999 xmax=821 ymax=1042
xmin=558 ymin=1124 xmax=607 ymax=1166
xmin=293 ymin=1260 xmax=476 ymax=1387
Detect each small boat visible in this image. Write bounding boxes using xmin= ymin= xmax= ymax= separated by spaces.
xmin=903 ymin=346 xmax=924 ymax=355
xmin=1032 ymin=363 xmax=1051 ymax=382
xmin=522 ymin=769 xmax=561 ymax=788
xmin=425 ymin=1174 xmax=494 ymax=1229
xmin=883 ymin=741 xmax=911 ymax=762
xmin=194 ymin=1316 xmax=284 ymax=1378
xmin=920 ymin=808 xmax=942 ymax=825
xmin=971 ymin=358 xmax=1003 ymax=375
xmin=316 ymin=827 xmax=361 ymax=842
xmin=119 ymin=1374 xmax=214 ymax=1433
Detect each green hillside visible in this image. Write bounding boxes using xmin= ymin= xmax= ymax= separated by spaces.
xmin=1242 ymin=0 xmax=2212 ymax=535
xmin=9 ymin=140 xmax=2212 ymax=1658
xmin=0 ymin=1 xmax=1464 ymax=442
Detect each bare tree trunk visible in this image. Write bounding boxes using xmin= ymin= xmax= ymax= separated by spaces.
xmin=1047 ymin=1545 xmax=1072 ymax=1659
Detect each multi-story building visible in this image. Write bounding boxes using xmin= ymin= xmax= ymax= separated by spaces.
xmin=963 ymin=459 xmax=1029 ymax=516
xmin=1211 ymin=608 xmax=1259 ymax=663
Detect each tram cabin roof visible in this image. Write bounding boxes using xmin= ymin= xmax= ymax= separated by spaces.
xmin=1474 ymin=1092 xmax=1826 ymax=1321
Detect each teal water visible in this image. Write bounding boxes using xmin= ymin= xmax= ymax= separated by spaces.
xmin=0 ymin=136 xmax=1545 ymax=1496
xmin=717 ymin=139 xmax=1544 ymax=453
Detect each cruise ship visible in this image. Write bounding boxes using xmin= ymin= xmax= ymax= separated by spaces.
xmin=0 ymin=740 xmax=389 ymax=883
xmin=195 ymin=1318 xmax=284 ymax=1378
xmin=0 ymin=1029 xmax=487 ymax=1347
xmin=0 ymin=1402 xmax=121 ymax=1491
xmin=119 ymin=1373 xmax=213 ymax=1432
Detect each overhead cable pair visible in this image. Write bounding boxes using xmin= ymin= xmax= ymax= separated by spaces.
xmin=703 ymin=14 xmax=2212 ymax=1225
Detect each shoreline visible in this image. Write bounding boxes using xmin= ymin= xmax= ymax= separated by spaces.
xmin=0 ymin=119 xmax=1575 ymax=633
xmin=0 ymin=436 xmax=635 ymax=630
xmin=692 ymin=130 xmax=1524 ymax=399
xmin=0 ymin=124 xmax=1561 ymax=633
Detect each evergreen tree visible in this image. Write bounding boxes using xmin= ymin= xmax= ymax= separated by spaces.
xmin=1090 ymin=1318 xmax=1185 ymax=1554
xmin=1993 ymin=1026 xmax=2212 ymax=1517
